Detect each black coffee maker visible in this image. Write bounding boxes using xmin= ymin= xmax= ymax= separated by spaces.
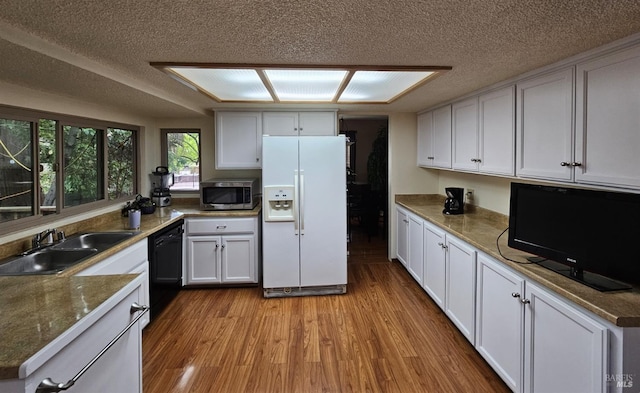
xmin=443 ymin=187 xmax=464 ymax=215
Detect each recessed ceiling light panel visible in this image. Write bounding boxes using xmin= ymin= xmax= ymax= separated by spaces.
xmin=169 ymin=68 xmax=273 ymax=101
xmin=338 ymin=71 xmax=434 ymax=103
xmin=264 ymin=69 xmax=348 ymax=102
xmin=153 ymin=63 xmax=450 ymax=104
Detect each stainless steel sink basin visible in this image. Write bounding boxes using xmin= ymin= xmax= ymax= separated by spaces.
xmin=0 ymin=248 xmax=98 ymax=275
xmin=0 ymin=231 xmax=137 ymax=276
xmin=52 ymin=231 xmax=137 ymax=252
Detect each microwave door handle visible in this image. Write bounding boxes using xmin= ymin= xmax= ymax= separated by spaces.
xmin=294 ymin=170 xmax=299 ymax=235
xmin=299 ymin=170 xmax=304 ymax=235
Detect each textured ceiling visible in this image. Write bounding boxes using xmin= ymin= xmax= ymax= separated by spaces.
xmin=0 ymin=0 xmax=639 ymax=118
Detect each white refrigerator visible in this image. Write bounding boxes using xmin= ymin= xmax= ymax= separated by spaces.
xmin=262 ymin=135 xmax=347 ymax=297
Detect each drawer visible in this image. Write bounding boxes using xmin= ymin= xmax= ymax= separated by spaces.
xmin=186 ymin=217 xmax=256 ymax=235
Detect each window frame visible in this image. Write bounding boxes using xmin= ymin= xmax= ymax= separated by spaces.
xmin=160 ymin=129 xmax=201 ymax=193
xmin=0 ymin=105 xmax=140 ymax=236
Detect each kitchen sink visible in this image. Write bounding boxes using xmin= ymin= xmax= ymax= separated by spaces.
xmin=0 ymin=231 xmax=138 ymax=276
xmin=0 ymin=248 xmax=98 ymax=275
xmin=52 ymin=232 xmax=137 ymax=252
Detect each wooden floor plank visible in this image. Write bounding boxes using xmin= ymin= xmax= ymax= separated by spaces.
xmin=142 ymin=225 xmax=509 ymax=392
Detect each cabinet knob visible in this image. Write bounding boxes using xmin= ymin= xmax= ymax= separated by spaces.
xmin=560 ymin=161 xmax=571 ymax=167
xmin=427 ymin=156 xmax=434 ymax=160
xmin=520 ymin=298 xmax=531 ymax=305
xmin=511 ymin=292 xmax=521 ymax=298
xmin=470 ymin=158 xmax=481 ymax=163
xmin=571 ymin=162 xmax=582 ymax=167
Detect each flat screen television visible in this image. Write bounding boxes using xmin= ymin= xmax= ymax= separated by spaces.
xmin=508 ymin=182 xmax=640 ymax=291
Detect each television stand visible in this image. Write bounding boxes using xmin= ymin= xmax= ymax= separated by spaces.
xmin=530 ymin=259 xmax=632 ymax=292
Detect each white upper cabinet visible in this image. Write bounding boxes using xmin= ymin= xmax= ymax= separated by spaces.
xmin=263 ymin=111 xmax=336 ymax=136
xmin=417 ymin=105 xmax=452 ymax=169
xmin=215 ymin=111 xmax=262 ymax=169
xmin=575 ymin=44 xmax=640 ymax=189
xmin=516 ymin=67 xmax=575 ymax=181
xmin=417 ymin=111 xmax=433 ymax=166
xmin=478 ymin=86 xmax=515 ymax=176
xmin=451 ymin=86 xmax=515 ymax=175
xmin=452 ymin=97 xmax=479 ymax=171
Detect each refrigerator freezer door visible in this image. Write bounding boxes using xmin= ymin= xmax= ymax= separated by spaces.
xmin=262 ymin=136 xmax=301 ymax=288
xmin=298 ymin=136 xmax=347 ymax=287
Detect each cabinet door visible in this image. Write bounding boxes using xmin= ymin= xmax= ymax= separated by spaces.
xmin=445 ymin=235 xmax=477 ymax=344
xmin=432 ymin=105 xmax=452 ymax=169
xmin=395 ymin=207 xmax=409 ymax=267
xmin=452 ymin=97 xmax=479 ymax=171
xmin=221 ymin=235 xmax=256 ymax=283
xmin=523 ymin=281 xmax=608 ymax=393
xmin=475 ymin=253 xmax=524 ymax=393
xmin=186 ymin=236 xmax=221 ymax=284
xmin=407 ymin=214 xmax=424 ymax=284
xmin=298 ymin=112 xmax=336 ymax=135
xmin=417 ymin=111 xmax=433 ymax=167
xmin=263 ymin=112 xmax=298 ymax=135
xmin=575 ymin=44 xmax=640 ymax=189
xmin=423 ymin=221 xmax=447 ymax=310
xmin=216 ymin=112 xmax=262 ymax=168
xmin=478 ymin=86 xmax=515 ymax=176
xmin=516 ymin=68 xmax=574 ymax=181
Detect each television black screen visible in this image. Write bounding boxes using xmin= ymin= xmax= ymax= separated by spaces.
xmin=508 ymin=182 xmax=640 ymax=291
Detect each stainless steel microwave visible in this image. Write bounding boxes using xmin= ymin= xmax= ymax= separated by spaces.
xmin=200 ymin=178 xmax=260 ymax=210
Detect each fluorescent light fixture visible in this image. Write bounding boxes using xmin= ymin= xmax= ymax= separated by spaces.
xmin=339 ymin=71 xmax=434 ymax=102
xmin=155 ymin=64 xmax=450 ymax=104
xmin=264 ymin=69 xmax=348 ymax=102
xmin=168 ymin=68 xmax=272 ymax=101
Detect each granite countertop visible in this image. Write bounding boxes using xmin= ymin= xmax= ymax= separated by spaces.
xmin=0 ymin=202 xmax=261 ymax=380
xmin=0 ymin=274 xmax=139 ymax=380
xmin=395 ymin=194 xmax=640 ymax=328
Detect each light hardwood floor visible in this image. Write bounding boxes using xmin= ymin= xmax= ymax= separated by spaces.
xmin=142 ymin=224 xmax=510 ymax=392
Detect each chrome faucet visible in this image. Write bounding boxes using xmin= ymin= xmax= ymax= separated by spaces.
xmin=32 ymin=228 xmax=57 ymax=249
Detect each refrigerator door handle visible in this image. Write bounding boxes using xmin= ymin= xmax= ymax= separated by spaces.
xmin=294 ymin=170 xmax=299 ymax=235
xmin=299 ymin=170 xmax=305 ymax=235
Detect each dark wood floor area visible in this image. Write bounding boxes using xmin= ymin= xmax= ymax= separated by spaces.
xmin=142 ymin=224 xmax=509 ymax=392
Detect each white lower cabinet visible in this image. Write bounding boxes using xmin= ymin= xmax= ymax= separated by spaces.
xmin=476 ymin=253 xmax=608 ymax=393
xmin=524 ymin=281 xmax=607 ymax=393
xmin=476 ymin=253 xmax=526 ymax=392
xmin=407 ymin=214 xmax=424 ymax=284
xmin=444 ymin=235 xmax=477 ymax=344
xmin=423 ymin=221 xmax=447 ymax=310
xmin=185 ymin=217 xmax=259 ymax=285
xmin=395 ymin=206 xmax=409 ymax=267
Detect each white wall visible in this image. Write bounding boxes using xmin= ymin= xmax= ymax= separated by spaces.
xmin=388 ymin=112 xmax=439 ymax=259
xmin=438 ymin=171 xmax=512 ymax=215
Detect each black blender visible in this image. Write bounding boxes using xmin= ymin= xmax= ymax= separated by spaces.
xmin=151 ymin=166 xmax=174 ymax=207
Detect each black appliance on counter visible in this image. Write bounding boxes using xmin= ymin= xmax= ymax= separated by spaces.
xmin=148 ymin=219 xmax=184 ymax=321
xmin=151 ymin=166 xmax=174 ymax=207
xmin=443 ymin=187 xmax=464 ymax=215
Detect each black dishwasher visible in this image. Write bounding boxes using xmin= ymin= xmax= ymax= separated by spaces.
xmin=148 ymin=219 xmax=184 ymax=321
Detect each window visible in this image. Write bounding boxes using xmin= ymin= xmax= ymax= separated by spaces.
xmin=161 ymin=130 xmax=200 ymax=191
xmin=0 ymin=117 xmax=34 ymax=224
xmin=0 ymin=107 xmax=139 ymax=232
xmin=62 ymin=125 xmax=104 ymax=207
xmin=107 ymin=128 xmax=135 ymax=199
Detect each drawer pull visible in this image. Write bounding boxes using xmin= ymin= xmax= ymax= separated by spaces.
xmin=36 ymin=303 xmax=149 ymax=392
xmin=216 ymin=225 xmax=227 ymax=230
